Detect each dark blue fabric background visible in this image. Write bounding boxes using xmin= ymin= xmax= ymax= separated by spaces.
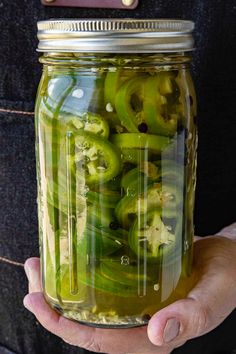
xmin=0 ymin=1 xmax=235 ymax=353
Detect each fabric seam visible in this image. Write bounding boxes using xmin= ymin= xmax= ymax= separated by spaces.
xmin=0 ymin=108 xmax=34 ymax=116
xmin=0 ymin=256 xmax=24 ymax=267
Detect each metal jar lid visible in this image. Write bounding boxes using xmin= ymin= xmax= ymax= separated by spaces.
xmin=37 ymin=19 xmax=195 ymax=53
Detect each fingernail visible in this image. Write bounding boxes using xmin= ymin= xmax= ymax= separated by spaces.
xmin=23 ymin=295 xmax=33 ymax=313
xmin=24 ymin=263 xmax=34 ymax=285
xmin=24 ymin=263 xmax=31 ymax=280
xmin=163 ymin=318 xmax=180 ymax=343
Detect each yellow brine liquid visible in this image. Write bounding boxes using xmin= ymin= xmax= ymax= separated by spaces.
xmin=35 ymin=53 xmax=197 ymax=327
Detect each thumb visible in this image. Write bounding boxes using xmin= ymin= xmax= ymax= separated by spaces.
xmin=147 ymin=236 xmax=236 ymax=347
xmin=147 ymin=297 xmax=207 ymax=346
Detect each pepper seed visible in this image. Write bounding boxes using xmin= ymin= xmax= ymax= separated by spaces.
xmin=109 ymin=221 xmax=120 ymax=230
xmin=138 ymin=123 xmax=148 ymax=133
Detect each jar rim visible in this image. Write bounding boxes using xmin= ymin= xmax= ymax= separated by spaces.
xmin=37 ymin=19 xmax=195 ymax=53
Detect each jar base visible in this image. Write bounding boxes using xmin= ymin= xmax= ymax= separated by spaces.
xmin=45 ymin=272 xmax=193 ymax=328
xmin=52 ymin=303 xmax=149 ymax=328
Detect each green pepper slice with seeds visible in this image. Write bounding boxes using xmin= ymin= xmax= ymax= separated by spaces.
xmin=40 ymin=111 xmax=110 ymax=139
xmin=65 ymin=112 xmax=110 ymax=138
xmin=143 ymin=73 xmax=178 ymax=136
xmin=128 ymin=210 xmax=176 ymax=261
xmin=115 ymin=76 xmax=146 ymax=132
xmin=115 ymin=182 xmax=180 ymax=229
xmin=75 ymin=132 xmax=121 ymax=185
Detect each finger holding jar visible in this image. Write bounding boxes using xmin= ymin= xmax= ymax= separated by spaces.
xmin=24 ymin=258 xmax=172 ymax=354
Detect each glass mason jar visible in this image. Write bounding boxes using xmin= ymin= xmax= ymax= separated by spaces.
xmin=35 ymin=19 xmax=197 ymax=328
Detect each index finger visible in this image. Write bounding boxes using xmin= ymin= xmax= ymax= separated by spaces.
xmin=24 ymin=257 xmax=42 ymax=293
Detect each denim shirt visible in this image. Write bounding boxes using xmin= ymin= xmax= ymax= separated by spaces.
xmin=0 ymin=1 xmax=235 ymax=353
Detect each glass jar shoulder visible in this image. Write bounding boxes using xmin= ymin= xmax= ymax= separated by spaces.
xmin=36 ymin=57 xmax=196 ymax=134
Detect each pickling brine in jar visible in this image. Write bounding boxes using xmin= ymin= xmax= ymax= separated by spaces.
xmin=35 ymin=19 xmax=197 ymax=328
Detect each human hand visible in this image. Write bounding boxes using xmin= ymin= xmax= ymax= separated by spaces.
xmin=23 ymin=223 xmax=236 ymax=354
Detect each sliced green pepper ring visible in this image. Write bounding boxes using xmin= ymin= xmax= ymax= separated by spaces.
xmin=87 ymin=205 xmax=116 ymax=229
xmin=111 ymin=133 xmax=170 ymax=154
xmin=121 ymin=168 xmax=146 ymax=192
xmin=75 ymin=132 xmax=121 ymax=185
xmin=115 ymin=76 xmax=147 ymax=132
xmin=120 ymin=148 xmax=148 ymax=164
xmin=148 ymin=182 xmax=181 ymax=215
xmin=128 ymin=210 xmax=175 ymax=261
xmin=104 ymin=70 xmax=137 ymax=109
xmin=104 ymin=70 xmax=122 ymax=108
xmin=153 ymin=160 xmax=184 ymax=184
xmin=115 ymin=182 xmax=180 ymax=229
xmin=121 ymin=163 xmax=161 ymax=194
xmin=40 ymin=111 xmax=110 ymax=139
xmin=143 ymin=73 xmax=177 ymax=136
xmin=86 ymin=190 xmax=121 ymax=209
xmin=65 ymin=112 xmax=110 ymax=139
xmin=99 ymin=174 xmax=122 ymax=192
xmin=100 ymin=258 xmax=155 ymax=287
xmin=60 ymin=262 xmax=139 ymax=297
xmin=84 ymin=224 xmax=126 ymax=256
